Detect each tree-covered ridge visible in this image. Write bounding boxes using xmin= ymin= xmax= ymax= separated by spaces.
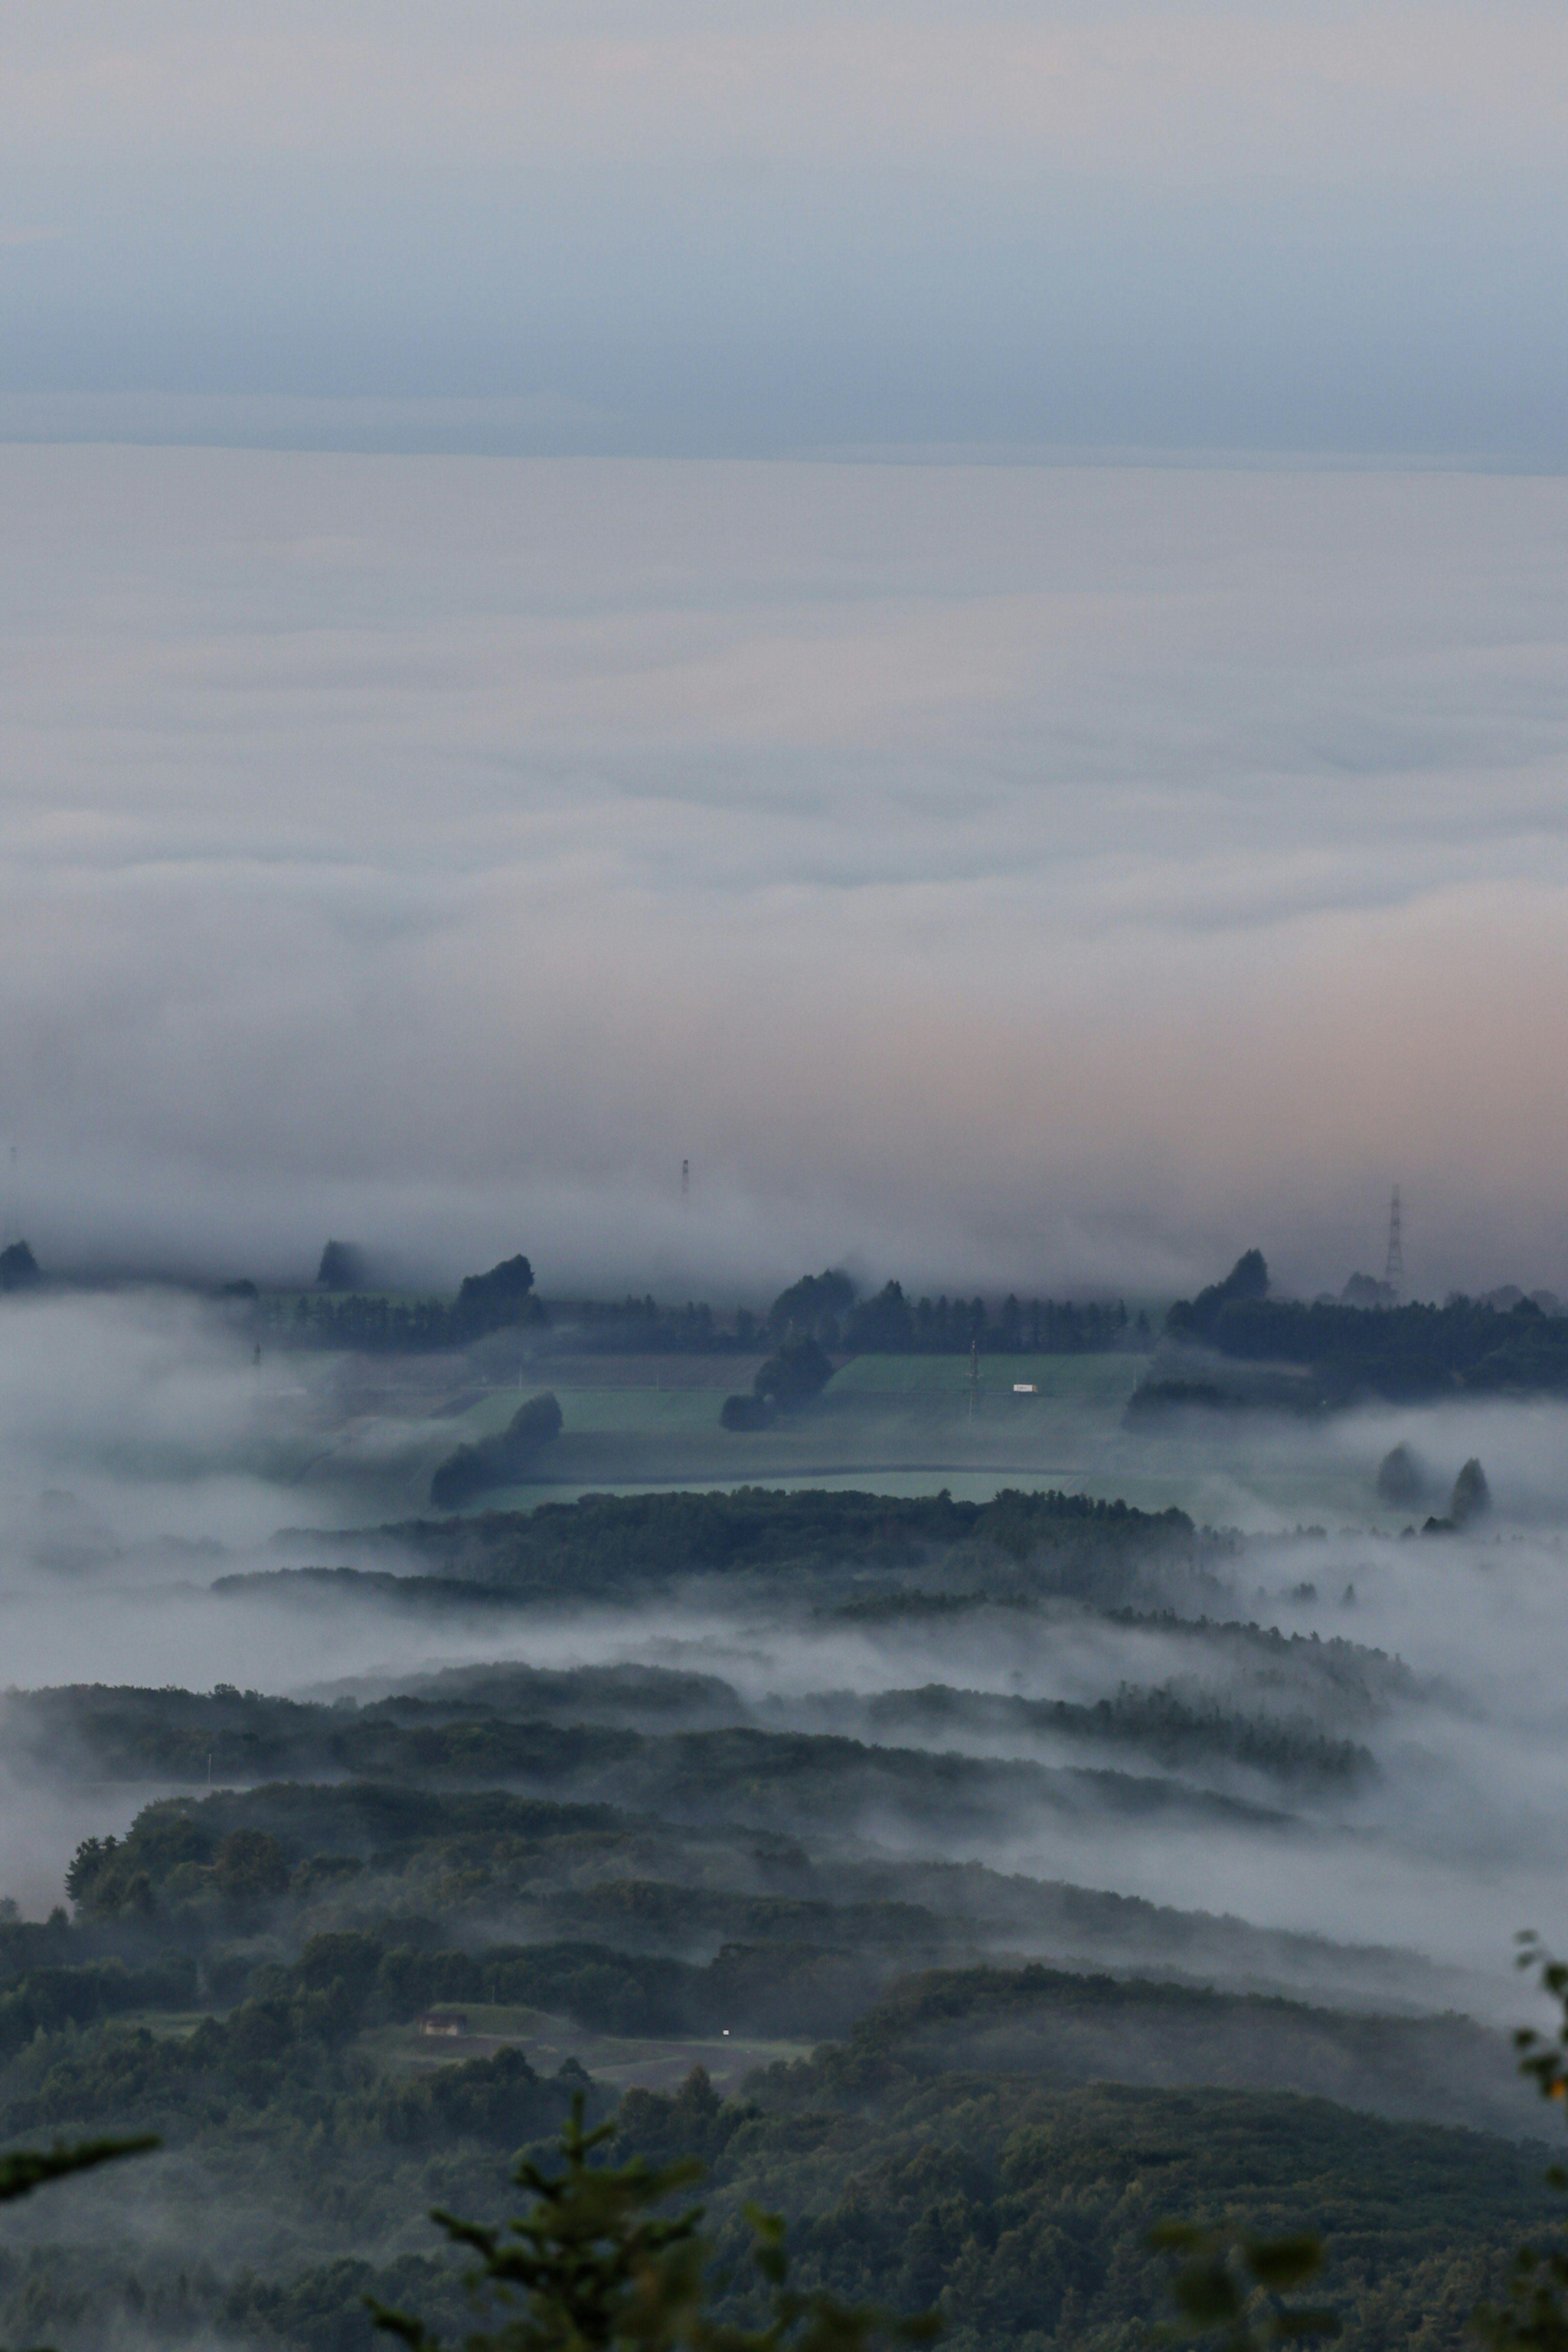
xmin=744 ymin=1961 xmax=1535 ymax=2135
xmin=697 ymin=2077 xmax=1555 ymax=2352
xmin=0 ymin=1837 xmax=1551 ymax=2343
xmin=31 ymin=1707 xmax=1283 ymax=1848
xmin=858 ymin=1685 xmax=1375 ymax=1791
xmin=2 ymin=1768 xmax=1460 ymax=2026
xmin=0 ymin=2071 xmax=1551 ymax=2352
xmin=4 ymin=1665 xmax=1376 ymax=1797
xmin=273 ymin=1484 xmax=1199 ymax=1603
xmin=1 ymin=1753 xmax=1551 ymax=2352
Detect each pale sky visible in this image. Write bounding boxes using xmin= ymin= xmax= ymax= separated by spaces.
xmin=3 ymin=2 xmax=1567 ymax=459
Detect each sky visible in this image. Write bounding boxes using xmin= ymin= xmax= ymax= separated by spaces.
xmin=5 ymin=444 xmax=1568 ymax=1300
xmin=3 ymin=1 xmax=1568 ymax=463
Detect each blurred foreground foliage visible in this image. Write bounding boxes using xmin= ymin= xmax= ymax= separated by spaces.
xmin=1467 ymin=1937 xmax=1568 ymax=2352
xmin=370 ymin=2094 xmax=935 ymax=2352
xmin=0 ymin=2134 xmax=158 ymax=2352
xmin=1145 ymin=1933 xmax=1568 ymax=2352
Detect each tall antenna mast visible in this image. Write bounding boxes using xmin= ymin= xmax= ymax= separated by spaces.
xmin=681 ymin=1158 xmax=690 ymax=1204
xmin=1384 ymin=1185 xmax=1403 ymax=1301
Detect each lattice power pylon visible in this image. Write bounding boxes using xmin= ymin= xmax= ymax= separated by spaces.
xmin=1384 ymin=1185 xmax=1404 ymax=1300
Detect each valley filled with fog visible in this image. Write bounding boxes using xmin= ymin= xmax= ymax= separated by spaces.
xmin=4 ymin=1277 xmax=1568 ymax=2347
xmin=4 ymin=1285 xmax=1568 ymax=1995
xmin=9 ymin=1 xmax=1568 ymax=2337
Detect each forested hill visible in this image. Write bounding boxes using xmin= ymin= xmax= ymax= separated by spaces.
xmin=1 ymin=1662 xmax=1385 ymax=1798
xmin=10 ymin=1702 xmax=1288 ymax=1842
xmin=748 ymin=1960 xmax=1539 ymax=2135
xmin=267 ymin=1484 xmax=1198 ymax=1600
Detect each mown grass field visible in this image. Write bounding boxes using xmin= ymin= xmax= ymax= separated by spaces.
xmin=826 ymin=1352 xmax=1145 ymax=1399
xmin=438 ymin=1353 xmax=1158 ymax=1513
xmin=372 ymin=2007 xmax=810 ymax=2096
xmin=291 ymin=1347 xmax=1385 ymax=1531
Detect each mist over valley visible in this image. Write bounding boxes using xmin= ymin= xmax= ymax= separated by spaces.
xmin=3 ymin=1243 xmax=1568 ymax=2343
xmin=8 ymin=60 xmax=1568 ymax=2322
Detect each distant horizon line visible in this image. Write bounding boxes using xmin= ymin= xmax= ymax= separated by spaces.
xmin=0 ymin=399 xmax=1553 ymax=477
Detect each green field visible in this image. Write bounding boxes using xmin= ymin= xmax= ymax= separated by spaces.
xmin=283 ymin=1346 xmax=1395 ymax=1532
xmin=374 ymin=2007 xmax=809 ymax=2097
xmin=454 ymin=1382 xmax=735 ymax=1439
xmin=425 ymin=1354 xmax=1148 ymax=1506
xmin=826 ymin=1352 xmax=1143 ymax=1399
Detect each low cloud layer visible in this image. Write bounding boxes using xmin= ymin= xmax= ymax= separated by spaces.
xmin=3 ymin=4 xmax=1568 ymax=460
xmin=5 ymin=446 xmax=1568 ymax=1297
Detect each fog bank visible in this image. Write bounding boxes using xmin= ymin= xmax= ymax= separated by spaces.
xmin=7 ymin=449 xmax=1568 ymax=1296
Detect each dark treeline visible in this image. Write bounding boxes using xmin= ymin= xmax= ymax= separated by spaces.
xmin=242 ymin=1256 xmax=1141 ymax=1361
xmin=550 ymin=1296 xmax=756 ymax=1352
xmin=1155 ymin=1249 xmax=1568 ymax=1405
xmin=255 ymin=1254 xmax=544 ymax=1353
xmin=859 ymin=1683 xmax=1376 ymax=1793
xmin=841 ymin=1280 xmax=1134 ymax=1354
xmin=749 ymin=1959 xmax=1531 ymax=2133
xmin=532 ymin=1283 xmax=1139 ymax=1358
xmin=757 ymin=1273 xmax=1136 ymax=1354
xmin=4 ymin=1658 xmax=1373 ymax=1809
xmin=721 ymin=1331 xmax=835 ymax=1430
xmin=0 ymin=1240 xmax=39 ymax=1292
xmin=6 ymin=1703 xmax=1283 ymax=1846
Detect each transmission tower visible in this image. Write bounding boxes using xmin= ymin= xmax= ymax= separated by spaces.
xmin=1384 ymin=1185 xmax=1403 ymax=1300
xmin=681 ymin=1158 xmax=690 ymax=1204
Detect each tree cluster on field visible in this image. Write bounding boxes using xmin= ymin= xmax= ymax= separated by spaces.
xmin=0 ymin=1240 xmax=39 ymax=1293
xmin=1145 ymin=1249 xmax=1568 ymax=1408
xmin=721 ymin=1332 xmax=835 ymax=1430
xmin=428 ymin=1391 xmax=563 ymax=1509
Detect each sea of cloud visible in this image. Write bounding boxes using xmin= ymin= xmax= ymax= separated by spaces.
xmin=4 ymin=447 xmax=1568 ymax=1301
